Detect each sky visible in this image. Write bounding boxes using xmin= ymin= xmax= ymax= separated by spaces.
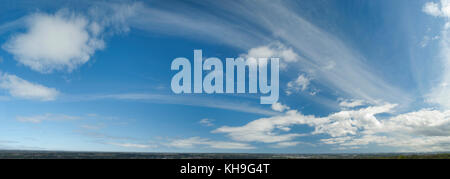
xmin=0 ymin=0 xmax=450 ymax=153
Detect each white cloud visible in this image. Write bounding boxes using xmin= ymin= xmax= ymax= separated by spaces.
xmin=213 ymin=101 xmax=450 ymax=152
xmin=213 ymin=110 xmax=315 ymax=143
xmin=3 ymin=10 xmax=104 ymax=73
xmin=167 ymin=137 xmax=254 ymax=150
xmin=214 ymin=103 xmax=394 ymax=143
xmin=2 ymin=3 xmax=140 ymax=73
xmin=381 ymin=109 xmax=450 ymax=136
xmin=338 ymin=99 xmax=366 ymax=108
xmin=324 ymin=106 xmax=450 ymax=152
xmin=271 ymin=102 xmax=290 ymax=112
xmin=423 ymin=2 xmax=442 ymax=17
xmin=313 ymin=104 xmax=397 ymax=137
xmin=423 ymin=0 xmax=450 ymax=18
xmin=0 ymin=72 xmax=59 ymax=101
xmin=242 ymin=42 xmax=299 ymax=69
xmin=285 ymin=74 xmax=310 ymax=95
xmin=199 ymin=118 xmax=214 ymax=127
xmin=16 ymin=113 xmax=80 ymax=123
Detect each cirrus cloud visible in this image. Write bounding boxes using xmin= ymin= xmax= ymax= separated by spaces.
xmin=16 ymin=113 xmax=79 ymax=123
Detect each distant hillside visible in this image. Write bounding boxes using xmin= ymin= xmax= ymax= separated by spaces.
xmin=0 ymin=150 xmax=449 ymax=159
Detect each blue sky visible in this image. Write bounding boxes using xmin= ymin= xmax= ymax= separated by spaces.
xmin=0 ymin=0 xmax=450 ymax=153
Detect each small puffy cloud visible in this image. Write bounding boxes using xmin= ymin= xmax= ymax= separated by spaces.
xmin=338 ymin=99 xmax=366 ymax=108
xmin=0 ymin=72 xmax=59 ymax=101
xmin=3 ymin=10 xmax=105 ymax=73
xmin=167 ymin=137 xmax=254 ymax=150
xmin=423 ymin=1 xmax=450 ymax=18
xmin=271 ymin=102 xmax=290 ymax=112
xmin=199 ymin=118 xmax=215 ymax=127
xmin=423 ymin=2 xmax=442 ymax=17
xmin=285 ymin=74 xmax=310 ymax=95
xmin=246 ymin=46 xmax=275 ymax=59
xmin=16 ymin=113 xmax=80 ymax=123
xmin=242 ymin=42 xmax=299 ymax=69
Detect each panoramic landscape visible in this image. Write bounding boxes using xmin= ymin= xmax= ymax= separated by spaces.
xmin=0 ymin=150 xmax=449 ymax=159
xmin=0 ymin=0 xmax=449 ymax=160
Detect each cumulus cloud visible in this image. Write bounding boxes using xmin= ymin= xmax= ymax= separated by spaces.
xmin=16 ymin=113 xmax=80 ymax=123
xmin=313 ymin=104 xmax=397 ymax=137
xmin=271 ymin=102 xmax=290 ymax=112
xmin=213 ymin=102 xmax=450 ymax=152
xmin=167 ymin=137 xmax=255 ymax=150
xmin=423 ymin=2 xmax=442 ymax=17
xmin=214 ymin=104 xmax=396 ymax=143
xmin=3 ymin=11 xmax=104 ymax=73
xmin=246 ymin=43 xmax=298 ymax=61
xmin=381 ymin=109 xmax=450 ymax=136
xmin=242 ymin=42 xmax=299 ymax=69
xmin=2 ymin=3 xmax=139 ymax=73
xmin=325 ymin=107 xmax=450 ymax=151
xmin=213 ymin=110 xmax=314 ymax=143
xmin=0 ymin=72 xmax=59 ymax=101
xmin=285 ymin=74 xmax=310 ymax=95
xmin=423 ymin=0 xmax=450 ymax=18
